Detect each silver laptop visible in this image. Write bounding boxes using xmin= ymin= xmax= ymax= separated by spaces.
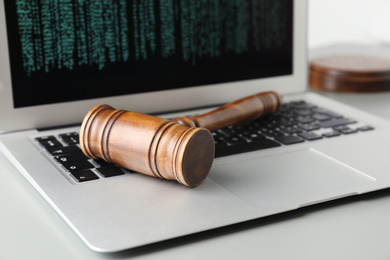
xmin=1 ymin=0 xmax=390 ymax=253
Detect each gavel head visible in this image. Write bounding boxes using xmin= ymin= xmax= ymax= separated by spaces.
xmin=79 ymin=104 xmax=215 ymax=187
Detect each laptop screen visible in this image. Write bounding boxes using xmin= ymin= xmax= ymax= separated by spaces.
xmin=4 ymin=0 xmax=292 ymax=108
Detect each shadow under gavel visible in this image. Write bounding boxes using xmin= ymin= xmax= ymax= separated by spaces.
xmin=79 ymin=91 xmax=282 ymax=187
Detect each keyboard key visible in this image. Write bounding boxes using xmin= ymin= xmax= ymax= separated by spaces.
xmin=298 ymin=123 xmax=320 ymax=131
xmin=339 ymin=128 xmax=358 ymax=134
xmin=295 ymin=115 xmax=315 ymax=123
xmin=36 ymin=136 xmax=63 ymax=148
xmin=61 ymin=135 xmax=79 ymax=145
xmin=322 ymin=131 xmax=341 ymax=138
xmin=216 ymin=129 xmax=233 ymax=138
xmin=35 ymin=135 xmax=56 ymax=142
xmin=333 ymin=125 xmax=348 ymax=131
xmin=333 ymin=126 xmax=358 ymax=134
xmin=294 ymin=108 xmax=312 ymax=116
xmin=276 ymin=117 xmax=295 ymax=126
xmin=317 ymin=118 xmax=356 ymax=128
xmin=54 ymin=151 xmax=88 ymax=163
xmin=240 ymin=126 xmax=263 ymax=136
xmin=214 ymin=138 xmax=229 ymax=148
xmin=357 ymin=126 xmax=374 ymax=131
xmin=299 ymin=132 xmax=323 ymax=141
xmin=61 ymin=159 xmax=95 ymax=172
xmin=59 ymin=132 xmax=78 ymax=138
xmin=224 ymin=136 xmax=248 ymax=145
xmin=241 ymin=132 xmax=266 ymax=141
xmin=279 ymin=125 xmax=302 ymax=134
xmin=215 ymin=138 xmax=280 ymax=158
xmin=312 ymin=113 xmax=331 ymax=121
xmin=46 ymin=145 xmax=81 ymax=156
xmin=96 ymin=166 xmax=125 ymax=178
xmin=71 ymin=170 xmax=99 ymax=182
xmin=274 ymin=135 xmax=304 ymax=145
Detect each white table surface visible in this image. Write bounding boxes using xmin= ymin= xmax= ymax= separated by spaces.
xmin=2 ymin=45 xmax=390 ymax=260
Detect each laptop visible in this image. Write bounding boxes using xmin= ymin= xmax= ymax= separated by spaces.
xmin=1 ymin=0 xmax=390 ymax=253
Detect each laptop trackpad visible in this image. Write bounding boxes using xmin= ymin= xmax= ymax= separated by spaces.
xmin=209 ymin=149 xmax=375 ymax=209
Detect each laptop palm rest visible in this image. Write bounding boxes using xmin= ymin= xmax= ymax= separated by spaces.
xmin=209 ymin=149 xmax=375 ymax=209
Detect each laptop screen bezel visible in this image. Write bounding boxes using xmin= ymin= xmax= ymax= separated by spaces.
xmin=0 ymin=0 xmax=307 ymax=133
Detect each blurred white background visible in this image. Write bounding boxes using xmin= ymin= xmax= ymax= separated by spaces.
xmin=308 ymin=0 xmax=390 ymax=49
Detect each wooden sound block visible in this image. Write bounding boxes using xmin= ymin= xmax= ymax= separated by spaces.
xmin=310 ymin=55 xmax=390 ymax=93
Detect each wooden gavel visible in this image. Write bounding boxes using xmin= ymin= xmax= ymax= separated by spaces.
xmin=79 ymin=91 xmax=282 ymax=187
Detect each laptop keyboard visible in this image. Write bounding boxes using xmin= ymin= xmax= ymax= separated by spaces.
xmin=35 ymin=133 xmax=128 ymax=182
xmin=34 ymin=100 xmax=374 ymax=183
xmin=213 ymin=100 xmax=373 ymax=157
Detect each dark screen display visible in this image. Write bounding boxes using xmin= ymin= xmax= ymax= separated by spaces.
xmin=4 ymin=0 xmax=292 ymax=108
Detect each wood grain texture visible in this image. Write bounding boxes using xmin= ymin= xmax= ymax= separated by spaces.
xmin=175 ymin=91 xmax=282 ymax=131
xmin=80 ymin=104 xmax=215 ymax=187
xmin=310 ymin=55 xmax=390 ymax=92
xmin=79 ymin=91 xmax=282 ymax=187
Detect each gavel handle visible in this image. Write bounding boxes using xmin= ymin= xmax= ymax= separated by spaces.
xmin=174 ymin=91 xmax=282 ymax=131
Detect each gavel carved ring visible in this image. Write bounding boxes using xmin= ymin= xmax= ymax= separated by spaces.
xmin=79 ymin=91 xmax=282 ymax=187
